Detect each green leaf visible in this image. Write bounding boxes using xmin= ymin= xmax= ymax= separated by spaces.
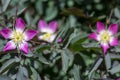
xmin=16 ymin=66 xmax=28 ymax=80
xmin=89 ymin=57 xmax=103 ymax=78
xmin=2 ymin=0 xmax=11 ymax=12
xmin=72 ymin=65 xmax=81 ymax=80
xmin=45 ymin=2 xmax=58 ymax=21
xmin=24 ymin=58 xmax=30 ymax=65
xmin=25 ymin=11 xmax=32 ymax=26
xmin=114 ymin=8 xmax=120 ymax=18
xmin=109 ymin=64 xmax=120 ymax=74
xmin=70 ymin=31 xmax=88 ymax=44
xmin=0 ymin=54 xmax=11 ymax=62
xmin=38 ymin=53 xmax=50 ymax=64
xmin=109 ymin=53 xmax=120 ymax=59
xmin=105 ymin=53 xmax=111 ymax=70
xmin=31 ymin=15 xmax=39 ymax=25
xmin=82 ymin=42 xmax=100 ymax=48
xmin=30 ymin=67 xmax=41 ymax=80
xmin=34 ymin=61 xmax=42 ymax=71
xmin=35 ymin=0 xmax=43 ymax=15
xmin=0 ymin=58 xmax=16 ymax=74
xmin=23 ymin=51 xmax=33 ymax=57
xmin=5 ymin=5 xmax=26 ymax=18
xmin=112 ymin=61 xmax=119 ymax=68
xmin=66 ymin=49 xmax=74 ymax=67
xmin=111 ymin=46 xmax=120 ymax=53
xmin=61 ymin=50 xmax=69 ymax=73
xmin=61 ymin=49 xmax=74 ymax=73
xmin=70 ymin=31 xmax=88 ymax=52
xmin=0 ymin=75 xmax=13 ymax=80
xmin=79 ymin=53 xmax=93 ymax=66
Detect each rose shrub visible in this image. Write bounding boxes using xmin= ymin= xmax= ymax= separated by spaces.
xmin=0 ymin=0 xmax=120 ymax=80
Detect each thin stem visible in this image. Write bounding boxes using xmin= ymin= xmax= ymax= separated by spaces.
xmin=0 ymin=18 xmax=12 ymax=23
xmin=30 ymin=40 xmax=40 ymax=44
xmin=106 ymin=9 xmax=114 ymax=24
xmin=89 ymin=24 xmax=94 ymax=32
xmin=17 ymin=46 xmax=22 ymax=59
xmin=13 ymin=5 xmax=18 ymax=29
xmin=63 ymin=38 xmax=71 ymax=49
xmin=0 ymin=23 xmax=5 ymax=27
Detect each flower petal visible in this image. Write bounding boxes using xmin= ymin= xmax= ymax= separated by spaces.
xmin=49 ymin=34 xmax=57 ymax=43
xmin=38 ymin=35 xmax=43 ymax=40
xmin=0 ymin=28 xmax=12 ymax=39
xmin=38 ymin=20 xmax=48 ymax=32
xmin=19 ymin=41 xmax=29 ymax=54
xmin=101 ymin=42 xmax=109 ymax=54
xmin=24 ymin=30 xmax=37 ymax=41
xmin=15 ymin=18 xmax=26 ymax=31
xmin=97 ymin=21 xmax=105 ymax=33
xmin=108 ymin=24 xmax=118 ymax=35
xmin=88 ymin=32 xmax=98 ymax=41
xmin=3 ymin=41 xmax=16 ymax=51
xmin=49 ymin=21 xmax=57 ymax=33
xmin=58 ymin=38 xmax=62 ymax=43
xmin=117 ymin=78 xmax=120 ymax=80
xmin=110 ymin=37 xmax=119 ymax=46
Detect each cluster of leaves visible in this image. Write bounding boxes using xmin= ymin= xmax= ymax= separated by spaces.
xmin=0 ymin=0 xmax=120 ymax=80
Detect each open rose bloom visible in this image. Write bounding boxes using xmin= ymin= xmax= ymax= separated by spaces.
xmin=0 ymin=18 xmax=37 ymax=54
xmin=38 ymin=20 xmax=58 ymax=43
xmin=88 ymin=22 xmax=119 ymax=54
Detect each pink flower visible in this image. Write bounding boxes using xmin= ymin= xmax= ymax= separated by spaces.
xmin=88 ymin=22 xmax=119 ymax=54
xmin=38 ymin=20 xmax=58 ymax=43
xmin=0 ymin=18 xmax=37 ymax=54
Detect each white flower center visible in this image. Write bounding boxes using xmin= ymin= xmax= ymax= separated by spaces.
xmin=42 ymin=33 xmax=52 ymax=40
xmin=100 ymin=31 xmax=111 ymax=43
xmin=11 ymin=30 xmax=24 ymax=44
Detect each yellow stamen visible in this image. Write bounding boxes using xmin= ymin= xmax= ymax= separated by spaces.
xmin=100 ymin=31 xmax=110 ymax=42
xmin=42 ymin=33 xmax=52 ymax=41
xmin=11 ymin=30 xmax=24 ymax=44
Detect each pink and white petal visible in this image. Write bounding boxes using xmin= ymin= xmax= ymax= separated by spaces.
xmin=44 ymin=28 xmax=54 ymax=33
xmin=38 ymin=35 xmax=43 ymax=40
xmin=15 ymin=18 xmax=26 ymax=31
xmin=0 ymin=28 xmax=12 ymax=39
xmin=24 ymin=30 xmax=37 ymax=41
xmin=38 ymin=35 xmax=49 ymax=42
xmin=88 ymin=32 xmax=98 ymax=41
xmin=49 ymin=34 xmax=57 ymax=43
xmin=108 ymin=24 xmax=118 ymax=35
xmin=110 ymin=37 xmax=119 ymax=46
xmin=97 ymin=21 xmax=105 ymax=33
xmin=101 ymin=42 xmax=109 ymax=54
xmin=38 ymin=20 xmax=48 ymax=32
xmin=49 ymin=21 xmax=57 ymax=33
xmin=19 ymin=41 xmax=29 ymax=54
xmin=3 ymin=40 xmax=16 ymax=51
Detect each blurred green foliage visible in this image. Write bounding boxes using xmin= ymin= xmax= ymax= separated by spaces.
xmin=0 ymin=0 xmax=120 ymax=80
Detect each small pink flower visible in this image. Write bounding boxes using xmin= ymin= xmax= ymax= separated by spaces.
xmin=38 ymin=20 xmax=58 ymax=43
xmin=88 ymin=22 xmax=119 ymax=54
xmin=0 ymin=18 xmax=37 ymax=54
